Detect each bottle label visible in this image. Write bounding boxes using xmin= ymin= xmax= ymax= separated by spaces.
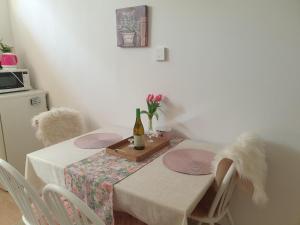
xmin=134 ymin=135 xmax=145 ymax=147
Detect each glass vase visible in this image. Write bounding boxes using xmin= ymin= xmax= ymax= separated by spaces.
xmin=147 ymin=116 xmax=155 ymax=142
xmin=148 ymin=116 xmax=154 ymax=133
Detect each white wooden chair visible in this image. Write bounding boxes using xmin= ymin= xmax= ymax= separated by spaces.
xmin=189 ymin=159 xmax=237 ymax=225
xmin=43 ymin=184 xmax=106 ymax=225
xmin=32 ymin=107 xmax=85 ymax=146
xmin=0 ymin=159 xmax=54 ymax=225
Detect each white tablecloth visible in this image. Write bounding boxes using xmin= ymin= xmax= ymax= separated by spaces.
xmin=26 ymin=126 xmax=217 ymax=225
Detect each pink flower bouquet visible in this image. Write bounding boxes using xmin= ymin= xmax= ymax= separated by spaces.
xmin=141 ymin=94 xmax=163 ymax=132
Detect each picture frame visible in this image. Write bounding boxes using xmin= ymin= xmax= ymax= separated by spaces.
xmin=116 ymin=5 xmax=148 ymax=48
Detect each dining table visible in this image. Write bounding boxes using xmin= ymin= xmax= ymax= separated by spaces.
xmin=25 ymin=125 xmax=219 ymax=225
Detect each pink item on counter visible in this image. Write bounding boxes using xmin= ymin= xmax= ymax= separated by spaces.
xmin=74 ymin=133 xmax=122 ymax=149
xmin=0 ymin=53 xmax=18 ymax=67
xmin=163 ymin=148 xmax=215 ymax=175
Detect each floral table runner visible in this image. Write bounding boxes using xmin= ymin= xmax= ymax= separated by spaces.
xmin=64 ymin=146 xmax=171 ymax=225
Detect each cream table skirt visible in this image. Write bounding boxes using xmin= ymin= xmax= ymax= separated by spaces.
xmin=26 ymin=126 xmax=217 ymax=225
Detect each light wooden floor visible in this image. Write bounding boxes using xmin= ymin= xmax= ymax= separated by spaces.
xmin=0 ymin=188 xmax=22 ymax=225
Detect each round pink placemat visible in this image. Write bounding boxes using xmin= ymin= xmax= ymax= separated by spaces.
xmin=163 ymin=148 xmax=215 ymax=175
xmin=74 ymin=133 xmax=122 ymax=149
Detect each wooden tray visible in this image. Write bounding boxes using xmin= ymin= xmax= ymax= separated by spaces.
xmin=106 ymin=136 xmax=170 ymax=162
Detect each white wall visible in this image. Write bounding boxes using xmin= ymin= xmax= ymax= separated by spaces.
xmin=0 ymin=0 xmax=13 ymax=45
xmin=8 ymin=1 xmax=300 ymax=225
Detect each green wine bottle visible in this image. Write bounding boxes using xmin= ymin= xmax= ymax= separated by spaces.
xmin=133 ymin=108 xmax=145 ymax=150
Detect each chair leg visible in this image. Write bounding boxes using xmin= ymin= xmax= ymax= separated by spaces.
xmin=22 ymin=216 xmax=31 ymax=225
xmin=226 ymin=210 xmax=235 ymax=225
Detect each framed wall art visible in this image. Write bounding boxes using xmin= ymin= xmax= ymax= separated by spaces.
xmin=116 ymin=5 xmax=148 ymax=48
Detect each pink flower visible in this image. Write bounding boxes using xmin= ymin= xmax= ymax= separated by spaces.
xmin=154 ymin=94 xmax=163 ymax=102
xmin=147 ymin=94 xmax=154 ymax=102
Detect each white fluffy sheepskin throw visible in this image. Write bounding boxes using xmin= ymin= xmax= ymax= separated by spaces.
xmin=213 ymin=133 xmax=268 ymax=205
xmin=32 ymin=107 xmax=85 ymax=146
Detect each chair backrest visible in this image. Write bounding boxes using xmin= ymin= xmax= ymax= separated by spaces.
xmin=32 ymin=107 xmax=85 ymax=146
xmin=208 ymin=159 xmax=237 ymax=218
xmin=0 ymin=159 xmax=54 ymax=225
xmin=43 ymin=184 xmax=105 ymax=225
